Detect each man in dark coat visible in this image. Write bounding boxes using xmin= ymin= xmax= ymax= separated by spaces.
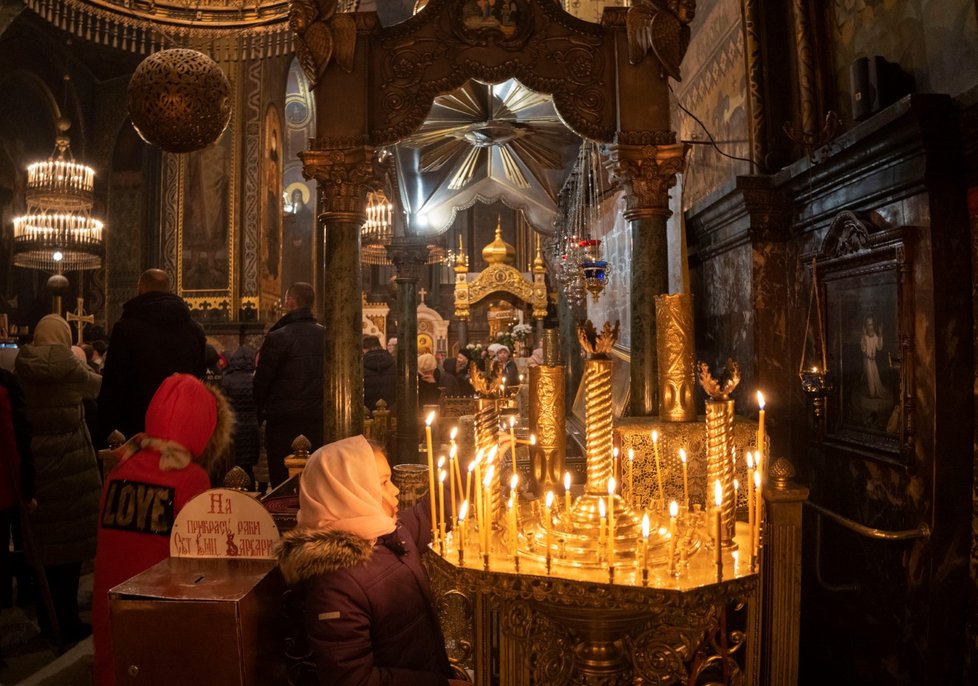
xmin=97 ymin=269 xmax=206 ymax=446
xmin=221 ymin=346 xmax=260 ymax=486
xmin=363 ymin=335 xmax=396 ymax=414
xmin=254 ymin=282 xmax=324 ymax=486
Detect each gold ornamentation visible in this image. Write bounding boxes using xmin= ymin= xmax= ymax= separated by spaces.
xmin=529 ymin=365 xmax=565 ymax=490
xmin=128 ymin=49 xmax=232 ymax=154
xmin=603 ymin=142 xmax=687 ymax=219
xmin=475 ymin=398 xmax=502 ymax=522
xmin=577 ymin=319 xmax=620 ymax=359
xmin=300 ymin=144 xmax=384 ymax=220
xmin=583 ymin=357 xmax=615 ymax=497
xmin=624 ymin=0 xmax=695 ymax=77
xmin=454 ymin=263 xmax=547 ymax=321
xmin=698 ymin=358 xmax=741 ymax=401
xmin=289 ymin=0 xmax=357 ymax=86
xmin=655 ymin=293 xmax=697 ymax=422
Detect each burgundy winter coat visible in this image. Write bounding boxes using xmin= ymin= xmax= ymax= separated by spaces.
xmin=276 ymin=501 xmax=452 ymax=686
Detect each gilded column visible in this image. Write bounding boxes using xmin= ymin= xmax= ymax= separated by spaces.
xmin=655 ymin=293 xmax=697 ymax=422
xmin=578 ymin=321 xmax=619 ymax=496
xmin=387 ymin=237 xmax=429 ymax=465
xmin=604 ymin=138 xmax=686 ymax=417
xmin=301 ymin=141 xmax=382 ymax=444
xmin=529 ymin=329 xmax=565 ymax=492
xmin=698 ymin=359 xmax=740 ymax=547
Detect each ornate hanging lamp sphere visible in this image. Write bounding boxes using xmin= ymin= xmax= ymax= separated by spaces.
xmin=46 ymin=273 xmax=70 ymax=296
xmin=128 ymin=49 xmax=232 ymax=153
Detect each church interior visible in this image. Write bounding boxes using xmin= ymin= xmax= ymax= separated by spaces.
xmin=1 ymin=0 xmax=977 ymax=684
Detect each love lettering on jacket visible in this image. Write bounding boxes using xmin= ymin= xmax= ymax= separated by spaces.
xmin=101 ymin=480 xmax=176 ymax=536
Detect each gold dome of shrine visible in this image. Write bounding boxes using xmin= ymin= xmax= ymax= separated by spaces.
xmin=482 ymin=221 xmax=516 ymax=266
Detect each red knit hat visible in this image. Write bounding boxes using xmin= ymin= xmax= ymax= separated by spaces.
xmin=144 ymin=373 xmax=217 ymax=458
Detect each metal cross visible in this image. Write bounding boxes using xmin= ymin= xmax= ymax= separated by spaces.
xmin=65 ymin=297 xmax=94 ymax=345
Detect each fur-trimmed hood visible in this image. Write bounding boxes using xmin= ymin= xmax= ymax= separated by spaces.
xmin=275 ymin=527 xmax=374 ymax=585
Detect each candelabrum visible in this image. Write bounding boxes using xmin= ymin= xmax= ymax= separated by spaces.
xmin=698 ymin=359 xmax=740 ymax=549
xmin=529 ymin=329 xmax=565 ymax=491
xmin=655 ymin=293 xmax=697 ymax=422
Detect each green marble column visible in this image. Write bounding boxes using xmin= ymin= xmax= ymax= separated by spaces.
xmin=301 ymin=145 xmax=382 ymax=444
xmin=457 ymin=319 xmax=468 ymax=348
xmin=604 ymin=140 xmax=687 ymax=417
xmin=387 ymin=237 xmax=429 ymax=465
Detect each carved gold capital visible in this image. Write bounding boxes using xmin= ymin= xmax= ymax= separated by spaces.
xmin=300 ymin=143 xmax=384 ymax=222
xmin=385 ymin=237 xmax=429 ymax=282
xmin=603 ymin=141 xmax=687 ymax=220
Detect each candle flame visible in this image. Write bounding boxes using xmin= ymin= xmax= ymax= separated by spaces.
xmin=613 ymin=447 xmax=619 ymax=459
xmin=746 ymin=451 xmax=754 ymax=469
xmin=598 ymin=498 xmax=606 ymax=516
xmin=507 ymin=494 xmax=513 ymax=509
xmin=714 ymin=480 xmax=723 ymax=508
xmin=669 ymin=500 xmax=678 ymax=518
xmin=439 ymin=469 xmax=446 ymax=482
xmin=487 ymin=445 xmax=498 ymax=462
xmin=468 ymin=461 xmax=477 ymax=474
xmin=756 ymin=391 xmax=765 ymax=409
xmin=450 ymin=445 xmax=457 ymax=459
xmin=459 ymin=500 xmax=468 ymax=521
xmin=651 ymin=430 xmax=658 ymax=443
xmin=450 ymin=427 xmax=458 ymax=440
xmin=628 ymin=448 xmax=634 ymax=462
xmin=734 ymin=478 xmax=739 ymax=492
xmin=564 ymin=471 xmax=571 ymax=490
xmin=754 ymin=470 xmax=761 ymax=488
xmin=545 ymin=491 xmax=554 ymax=507
xmin=510 ymin=473 xmax=518 ymax=489
xmin=509 ymin=415 xmax=516 ymax=427
xmin=530 ymin=434 xmax=536 ymax=445
xmin=425 ymin=411 xmax=436 ymax=426
xmin=608 ymin=477 xmax=616 ymax=495
xmin=437 ymin=456 xmax=445 ymax=468
xmin=679 ymin=448 xmax=687 ymax=464
xmin=642 ymin=513 xmax=650 ymax=539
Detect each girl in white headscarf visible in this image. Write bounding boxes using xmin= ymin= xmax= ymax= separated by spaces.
xmin=276 ymin=435 xmax=467 ymax=686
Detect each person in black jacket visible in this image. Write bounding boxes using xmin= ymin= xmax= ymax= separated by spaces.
xmin=221 ymin=345 xmax=260 ymax=486
xmin=363 ymin=335 xmax=396 ymax=414
xmin=254 ymin=282 xmax=324 ymax=486
xmin=96 ymin=269 xmax=206 ymax=445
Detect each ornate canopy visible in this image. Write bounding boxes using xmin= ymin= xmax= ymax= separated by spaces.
xmin=454 ymin=223 xmax=547 ymax=321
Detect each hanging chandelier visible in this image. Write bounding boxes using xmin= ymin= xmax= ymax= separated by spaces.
xmin=13 ymin=117 xmax=105 ymax=272
xmin=551 ymin=139 xmax=611 ymax=306
xmin=360 ymin=191 xmax=446 ymax=266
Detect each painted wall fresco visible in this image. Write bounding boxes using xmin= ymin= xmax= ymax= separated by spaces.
xmin=674 ymin=0 xmax=752 ymax=208
xmin=830 ymin=0 xmax=978 ymax=120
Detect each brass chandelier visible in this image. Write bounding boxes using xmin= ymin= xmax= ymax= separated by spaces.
xmin=360 ymin=191 xmax=446 ymax=267
xmin=13 ymin=116 xmax=105 ymax=272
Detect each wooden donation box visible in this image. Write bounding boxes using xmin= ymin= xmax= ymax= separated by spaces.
xmin=109 ymin=489 xmax=284 ymax=684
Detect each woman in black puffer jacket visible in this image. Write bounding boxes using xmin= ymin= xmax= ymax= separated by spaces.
xmin=220 ymin=346 xmax=260 ymax=485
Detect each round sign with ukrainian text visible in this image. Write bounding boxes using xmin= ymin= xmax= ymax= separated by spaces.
xmin=170 ymin=488 xmax=279 ymax=559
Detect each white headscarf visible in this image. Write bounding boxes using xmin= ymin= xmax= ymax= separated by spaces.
xmin=297 ymin=435 xmax=396 ymax=540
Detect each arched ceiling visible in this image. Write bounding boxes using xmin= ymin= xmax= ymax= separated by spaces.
xmin=393 ymin=78 xmax=581 ymax=236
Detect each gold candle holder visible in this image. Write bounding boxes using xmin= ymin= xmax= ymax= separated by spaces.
xmin=474 ymin=398 xmax=502 ymax=523
xmin=698 ymin=359 xmax=740 ymax=549
xmin=529 ymin=364 xmax=565 ymax=491
xmin=655 ymin=293 xmax=697 ymax=422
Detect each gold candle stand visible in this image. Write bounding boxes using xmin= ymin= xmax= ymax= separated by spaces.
xmin=655 ymin=293 xmax=698 ymax=422
xmin=698 ymin=360 xmax=740 ymax=549
xmin=529 ymin=364 xmax=565 ymax=491
xmin=474 ymin=397 xmax=502 ymax=523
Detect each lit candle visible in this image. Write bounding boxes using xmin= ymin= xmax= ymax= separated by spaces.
xmin=450 ymin=428 xmax=463 ymax=500
xmin=563 ymin=471 xmax=572 ymax=515
xmin=598 ymin=497 xmax=606 ymax=550
xmin=466 ymin=459 xmax=476 ymax=509
xmin=438 ymin=467 xmax=447 ymax=549
xmin=756 ymin=391 xmax=766 ymax=464
xmin=483 ymin=465 xmax=495 ymax=556
xmin=457 ymin=500 xmax=468 ymax=566
xmin=509 ymin=415 xmax=518 ymax=479
xmin=612 ymin=447 xmax=619 ymax=482
xmin=425 ymin=412 xmax=437 ymax=544
xmin=652 ymin=430 xmax=664 ymax=507
xmin=473 ymin=453 xmax=483 ymax=551
xmin=544 ymin=491 xmax=554 ymax=569
xmin=507 ymin=493 xmax=517 ymax=558
xmin=668 ymin=500 xmax=678 ymax=576
xmin=449 ymin=448 xmax=458 ymax=528
xmin=627 ymin=449 xmax=635 ymax=507
xmin=679 ymin=448 xmax=689 ymax=511
xmin=713 ymin=480 xmax=723 ymax=571
xmin=640 ymin=513 xmax=650 ymax=583
xmin=747 ymin=451 xmax=756 ymax=561
xmin=754 ymin=469 xmax=762 ymax=560
xmin=607 ymin=477 xmax=616 ymax=568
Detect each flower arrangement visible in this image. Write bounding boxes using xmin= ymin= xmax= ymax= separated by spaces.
xmin=491 ymin=332 xmax=515 ymax=352
xmin=511 ymin=323 xmax=533 ymax=342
